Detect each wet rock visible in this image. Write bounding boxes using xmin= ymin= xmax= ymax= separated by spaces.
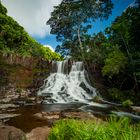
xmin=26 ymin=126 xmax=50 ymax=140
xmin=7 ymin=109 xmax=16 ymax=112
xmin=79 ymin=82 xmax=91 ymax=94
xmin=61 ymin=110 xmax=95 ymax=120
xmin=0 ymin=114 xmax=20 ymax=123
xmin=13 ymin=99 xmax=26 ymax=106
xmin=33 ymin=109 xmax=99 ymax=122
xmin=0 ymin=98 xmax=12 ymax=103
xmin=13 ymin=96 xmax=36 ymax=106
xmin=33 ymin=112 xmax=60 ymax=120
xmin=111 ymin=111 xmax=140 ymax=121
xmin=0 ymin=125 xmax=26 ymax=140
xmin=131 ymin=106 xmax=140 ymax=113
xmin=42 ymin=93 xmax=53 ymax=97
xmin=41 ymin=99 xmax=57 ymax=104
xmin=0 ymin=88 xmax=33 ymax=106
xmin=0 ymin=104 xmax=19 ymax=109
xmin=28 ymin=97 xmax=36 ymax=101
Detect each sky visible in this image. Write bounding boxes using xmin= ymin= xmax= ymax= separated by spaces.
xmin=2 ymin=0 xmax=134 ymax=51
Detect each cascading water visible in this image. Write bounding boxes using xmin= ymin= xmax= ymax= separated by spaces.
xmin=38 ymin=60 xmax=97 ymax=103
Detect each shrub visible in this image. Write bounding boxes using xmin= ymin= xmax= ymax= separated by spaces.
xmin=16 ymin=88 xmax=22 ymax=93
xmin=48 ymin=117 xmax=140 ymax=140
xmin=122 ymin=99 xmax=133 ymax=108
xmin=92 ymin=96 xmax=102 ymax=102
xmin=102 ymin=50 xmax=128 ymax=78
xmin=108 ymin=88 xmax=124 ymax=102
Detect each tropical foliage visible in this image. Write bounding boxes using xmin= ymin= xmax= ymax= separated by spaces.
xmin=47 ymin=0 xmax=113 ymax=58
xmin=48 ymin=118 xmax=140 ymax=140
xmin=0 ymin=2 xmax=62 ymax=60
xmin=48 ymin=0 xmax=140 ymax=103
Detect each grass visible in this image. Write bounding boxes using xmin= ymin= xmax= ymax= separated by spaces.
xmin=48 ymin=117 xmax=140 ymax=140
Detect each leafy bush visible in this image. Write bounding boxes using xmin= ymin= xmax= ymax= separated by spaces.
xmin=32 ymin=45 xmax=63 ymax=61
xmin=122 ymin=99 xmax=133 ymax=108
xmin=48 ymin=118 xmax=140 ymax=140
xmin=102 ymin=50 xmax=128 ymax=78
xmin=15 ymin=88 xmax=22 ymax=93
xmin=92 ymin=96 xmax=102 ymax=102
xmin=108 ymin=88 xmax=125 ymax=102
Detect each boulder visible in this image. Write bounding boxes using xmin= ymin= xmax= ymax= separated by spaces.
xmin=131 ymin=106 xmax=140 ymax=113
xmin=26 ymin=126 xmax=50 ymax=140
xmin=0 ymin=125 xmax=26 ymax=140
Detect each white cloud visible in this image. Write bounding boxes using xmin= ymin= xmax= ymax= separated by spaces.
xmin=2 ymin=0 xmax=62 ymax=37
xmin=44 ymin=45 xmax=55 ymax=52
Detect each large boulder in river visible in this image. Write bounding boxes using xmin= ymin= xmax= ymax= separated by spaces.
xmin=0 ymin=125 xmax=26 ymax=140
xmin=26 ymin=126 xmax=50 ymax=140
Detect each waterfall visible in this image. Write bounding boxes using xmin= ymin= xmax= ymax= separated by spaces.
xmin=37 ymin=60 xmax=97 ymax=103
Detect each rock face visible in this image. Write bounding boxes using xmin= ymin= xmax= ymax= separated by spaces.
xmin=26 ymin=126 xmax=50 ymax=140
xmin=0 ymin=125 xmax=26 ymax=140
xmin=0 ymin=53 xmax=52 ymax=97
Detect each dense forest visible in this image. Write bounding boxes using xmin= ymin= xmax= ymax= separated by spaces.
xmin=0 ymin=2 xmax=62 ymax=61
xmin=47 ymin=0 xmax=140 ymax=104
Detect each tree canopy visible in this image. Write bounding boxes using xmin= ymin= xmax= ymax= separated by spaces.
xmin=48 ymin=0 xmax=140 ymax=103
xmin=47 ymin=0 xmax=113 ymax=57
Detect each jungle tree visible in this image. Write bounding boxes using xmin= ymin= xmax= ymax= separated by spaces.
xmin=47 ymin=0 xmax=113 ymax=58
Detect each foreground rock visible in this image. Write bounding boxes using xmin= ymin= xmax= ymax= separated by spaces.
xmin=131 ymin=106 xmax=140 ymax=113
xmin=26 ymin=126 xmax=50 ymax=140
xmin=0 ymin=125 xmax=26 ymax=140
xmin=33 ymin=109 xmax=100 ymax=123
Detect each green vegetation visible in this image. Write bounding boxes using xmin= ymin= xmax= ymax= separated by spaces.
xmin=107 ymin=88 xmax=125 ymax=102
xmin=48 ymin=118 xmax=140 ymax=140
xmin=0 ymin=2 xmax=62 ymax=61
xmin=92 ymin=96 xmax=102 ymax=102
xmin=122 ymin=99 xmax=133 ymax=108
xmin=47 ymin=0 xmax=113 ymax=57
xmin=102 ymin=49 xmax=128 ymax=78
xmin=48 ymin=0 xmax=140 ymax=104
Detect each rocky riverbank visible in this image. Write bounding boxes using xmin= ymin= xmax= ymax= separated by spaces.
xmin=0 ymin=106 xmax=102 ymax=140
xmin=1 ymin=94 xmax=140 ymax=140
